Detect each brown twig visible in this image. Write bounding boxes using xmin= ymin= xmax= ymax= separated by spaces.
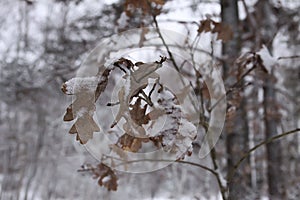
xmin=152 ymin=15 xmax=180 ymax=71
xmin=277 ymin=55 xmax=300 ymax=60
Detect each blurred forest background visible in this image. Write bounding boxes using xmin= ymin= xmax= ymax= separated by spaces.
xmin=0 ymin=0 xmax=299 ymax=199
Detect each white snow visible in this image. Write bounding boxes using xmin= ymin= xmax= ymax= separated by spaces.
xmin=102 ymin=175 xmax=111 ymax=183
xmin=117 ymin=12 xmax=129 ymax=29
xmin=64 ymin=76 xmax=99 ymax=94
xmin=257 ymin=45 xmax=277 ymax=73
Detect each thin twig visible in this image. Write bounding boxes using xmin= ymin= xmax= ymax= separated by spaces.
xmin=157 ymin=19 xmax=200 ymax=25
xmin=227 ymin=128 xmax=300 ymax=183
xmin=277 ymin=55 xmax=300 ymax=60
xmin=152 ymin=15 xmax=180 ymax=71
xmin=208 ymin=64 xmax=256 ymax=112
xmin=109 ymin=156 xmax=227 ymax=199
xmin=113 ymin=158 xmax=217 ymax=177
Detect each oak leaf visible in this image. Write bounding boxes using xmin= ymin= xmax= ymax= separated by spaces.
xmin=197 ymin=19 xmax=212 ymax=33
xmin=198 ymin=19 xmax=233 ymax=42
xmin=62 ymin=68 xmax=113 ymax=144
xmin=69 ymin=114 xmax=100 ymax=144
xmin=211 ymin=21 xmax=233 ymax=42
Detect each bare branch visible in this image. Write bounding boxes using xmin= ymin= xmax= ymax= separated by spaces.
xmin=277 ymin=55 xmax=300 ymax=60
xmin=152 ymin=15 xmax=180 ymax=71
xmin=227 ymin=128 xmax=300 ymax=183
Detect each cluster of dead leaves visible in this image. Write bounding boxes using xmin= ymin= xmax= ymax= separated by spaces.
xmin=114 ymin=95 xmax=165 ymax=152
xmin=62 ymin=56 xmax=197 ymax=190
xmin=107 ymin=57 xmax=196 ymax=158
xmin=124 ymin=0 xmax=165 ymax=17
xmin=80 ymin=163 xmax=118 ymax=191
xmin=111 ymin=57 xmax=167 ymax=153
xmin=62 ymin=57 xmax=197 ymax=156
xmin=113 ymin=77 xmax=196 ymax=159
xmin=197 ymin=19 xmax=234 ymax=42
xmin=236 ymin=52 xmax=269 ymax=76
xmin=226 ymin=52 xmax=270 ymax=125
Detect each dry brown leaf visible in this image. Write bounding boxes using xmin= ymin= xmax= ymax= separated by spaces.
xmin=63 ymin=105 xmax=74 ymax=121
xmin=129 ymin=62 xmax=161 ymax=99
xmin=152 ymin=0 xmax=164 ymax=5
xmin=129 ymin=97 xmax=150 ymax=125
xmin=201 ymin=82 xmax=210 ymax=100
xmin=146 ymin=107 xmax=165 ymax=130
xmin=197 ymin=19 xmax=233 ymax=42
xmin=197 ymin=19 xmax=212 ymax=33
xmin=149 ymin=135 xmax=163 ymax=147
xmin=69 ymin=114 xmax=100 ymax=144
xmin=124 ymin=0 xmax=148 ymax=16
xmin=111 ymin=58 xmax=163 ymax=128
xmin=110 ymin=144 xmax=129 ymax=161
xmin=91 ymin=163 xmax=118 ymax=191
xmin=212 ymin=21 xmax=233 ymax=42
xmin=111 ymin=87 xmax=127 ymax=128
xmin=124 ymin=0 xmax=165 ymax=17
xmin=113 ymin=57 xmax=134 ymax=72
xmin=62 ymin=67 xmax=113 ymax=144
xmin=123 ymin=118 xmax=147 ymax=138
xmin=118 ymin=133 xmax=149 ymax=152
xmin=95 ymin=68 xmax=113 ymax=100
xmin=69 ymin=124 xmax=77 ymax=134
xmin=72 ymin=92 xmax=95 ymax=114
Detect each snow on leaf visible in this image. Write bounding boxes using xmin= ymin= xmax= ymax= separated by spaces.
xmin=62 ymin=68 xmax=113 ymax=144
xmin=61 ymin=76 xmax=99 ymax=95
xmin=63 ymin=56 xmax=196 ymax=161
xmin=153 ymin=85 xmax=197 ymax=160
xmin=257 ymin=45 xmax=276 ymax=73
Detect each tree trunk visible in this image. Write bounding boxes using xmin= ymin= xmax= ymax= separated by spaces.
xmin=255 ymin=0 xmax=285 ymax=198
xmin=263 ymin=74 xmax=284 ymax=198
xmin=221 ymin=0 xmax=251 ymax=199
